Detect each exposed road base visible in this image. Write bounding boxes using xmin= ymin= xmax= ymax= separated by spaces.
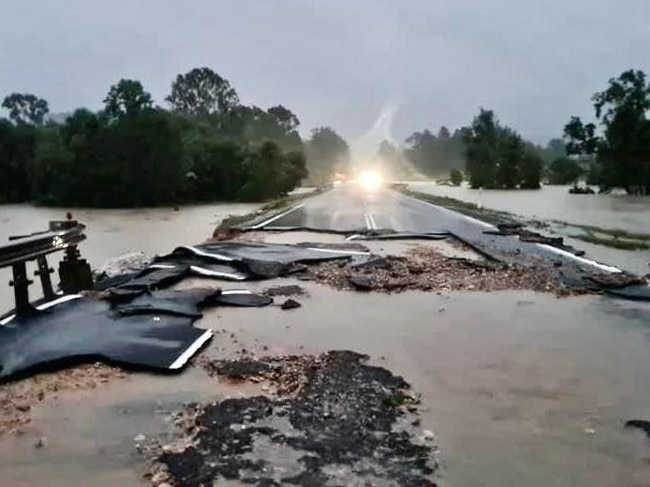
xmin=149 ymin=351 xmax=438 ymax=487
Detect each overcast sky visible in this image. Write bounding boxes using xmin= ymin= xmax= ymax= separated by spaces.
xmin=1 ymin=0 xmax=648 ymax=147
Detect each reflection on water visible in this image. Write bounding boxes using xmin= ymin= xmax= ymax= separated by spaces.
xmin=408 ymin=183 xmax=650 ymax=275
xmin=0 ymin=202 xmax=258 ymax=312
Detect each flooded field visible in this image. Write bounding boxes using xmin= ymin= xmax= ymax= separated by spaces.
xmin=408 ymin=183 xmax=650 ymax=232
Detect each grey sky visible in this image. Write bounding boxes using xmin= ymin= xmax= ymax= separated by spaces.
xmin=1 ymin=0 xmax=648 ymax=147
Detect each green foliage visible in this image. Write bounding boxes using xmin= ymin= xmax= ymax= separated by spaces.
xmin=167 ymin=67 xmax=239 ymax=116
xmin=464 ymin=109 xmax=542 ymax=189
xmin=547 ymin=157 xmax=583 ymax=185
xmin=450 ymin=168 xmax=463 ymax=186
xmin=0 ymin=119 xmax=35 ymax=202
xmin=0 ymin=68 xmax=308 ymax=207
xmin=564 ymin=69 xmax=650 ymax=194
xmin=103 ymin=79 xmax=153 ymax=120
xmin=2 ymin=93 xmax=49 ymax=126
xmin=403 ymin=127 xmax=467 ymax=177
xmin=238 ymin=142 xmax=306 ymax=200
xmin=304 ymin=127 xmax=350 ymax=185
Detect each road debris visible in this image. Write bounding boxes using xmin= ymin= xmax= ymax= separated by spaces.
xmin=309 ymin=246 xmax=577 ymax=295
xmin=625 ymin=419 xmax=650 ymax=438
xmin=149 ymin=351 xmax=438 ymax=486
xmin=280 ymin=298 xmax=302 ymax=310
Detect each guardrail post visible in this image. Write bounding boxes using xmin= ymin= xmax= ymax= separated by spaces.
xmin=9 ymin=261 xmax=34 ymax=316
xmin=35 ymin=255 xmax=55 ymax=300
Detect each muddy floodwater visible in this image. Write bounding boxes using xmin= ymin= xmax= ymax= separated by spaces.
xmin=409 ymin=182 xmax=650 ymax=275
xmin=0 ymin=202 xmax=258 ymax=311
xmin=1 ymin=283 xmax=650 ymax=487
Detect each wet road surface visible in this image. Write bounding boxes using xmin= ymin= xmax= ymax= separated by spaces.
xmin=249 ymin=184 xmax=624 ymax=278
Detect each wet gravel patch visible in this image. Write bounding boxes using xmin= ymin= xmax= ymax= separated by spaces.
xmin=308 ymin=246 xmax=577 ymax=296
xmin=263 ymin=285 xmax=307 ymax=298
xmin=149 ymin=351 xmax=437 ymax=486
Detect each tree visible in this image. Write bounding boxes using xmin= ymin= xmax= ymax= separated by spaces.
xmin=103 ymin=79 xmax=153 ymax=120
xmin=2 ymin=93 xmax=49 ymax=125
xmin=304 ymin=127 xmax=350 ymax=185
xmin=564 ymin=69 xmax=650 ymax=193
xmin=464 ymin=108 xmax=542 ymax=189
xmin=548 ymin=157 xmax=583 ymax=185
xmin=167 ymin=67 xmax=239 ymax=116
xmin=464 ymin=109 xmax=499 ymax=188
xmin=239 ymin=141 xmax=305 ymax=200
xmin=450 ymin=168 xmax=463 ymax=186
xmin=0 ymin=119 xmax=35 ymax=201
xmin=404 ymin=127 xmax=467 ymax=176
xmin=267 ymin=105 xmax=300 ymax=133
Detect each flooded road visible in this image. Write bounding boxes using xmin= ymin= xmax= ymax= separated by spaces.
xmin=408 ymin=183 xmax=650 ymax=275
xmin=2 ymin=280 xmax=650 ymax=487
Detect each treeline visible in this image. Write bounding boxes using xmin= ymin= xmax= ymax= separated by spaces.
xmin=397 ymin=115 xmax=564 ymax=188
xmin=0 ymin=68 xmax=313 ymax=206
xmin=564 ymin=69 xmax=650 ymax=194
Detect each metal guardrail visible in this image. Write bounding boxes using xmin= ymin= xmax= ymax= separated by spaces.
xmin=1 ymin=220 xmax=91 ymax=317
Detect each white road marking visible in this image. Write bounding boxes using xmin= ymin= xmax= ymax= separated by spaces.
xmin=306 ymin=247 xmax=370 ymax=256
xmin=250 ymin=203 xmax=305 ymax=230
xmin=177 ymin=245 xmax=235 ymax=262
xmin=363 ymin=213 xmax=372 ymax=230
xmin=0 ymin=294 xmax=83 ymax=326
xmin=168 ymin=329 xmax=213 ymax=370
xmin=189 ymin=265 xmax=247 ymax=280
xmin=367 ymin=213 xmax=378 ymax=230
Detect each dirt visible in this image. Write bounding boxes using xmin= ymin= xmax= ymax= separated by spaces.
xmin=308 ymin=246 xmax=578 ymax=296
xmin=0 ymin=363 xmax=127 ymax=436
xmin=148 ymin=351 xmax=437 ymax=486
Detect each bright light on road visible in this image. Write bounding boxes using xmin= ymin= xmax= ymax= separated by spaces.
xmin=358 ymin=170 xmax=383 ymax=191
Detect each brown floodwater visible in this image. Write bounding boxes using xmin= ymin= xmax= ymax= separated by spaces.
xmin=1 ymin=278 xmax=649 ymax=487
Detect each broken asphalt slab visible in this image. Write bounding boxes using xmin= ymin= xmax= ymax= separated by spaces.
xmin=0 ymin=288 xmax=272 ymax=381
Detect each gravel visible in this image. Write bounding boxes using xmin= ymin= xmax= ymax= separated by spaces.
xmin=309 ymin=246 xmax=580 ymax=296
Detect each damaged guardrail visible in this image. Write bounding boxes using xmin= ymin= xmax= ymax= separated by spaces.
xmin=1 ymin=218 xmax=92 ymax=317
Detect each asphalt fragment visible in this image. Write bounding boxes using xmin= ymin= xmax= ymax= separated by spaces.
xmin=151 ymin=351 xmax=438 ymax=486
xmin=280 ymin=298 xmax=302 ymax=310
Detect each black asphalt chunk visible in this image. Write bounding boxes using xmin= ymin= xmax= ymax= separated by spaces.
xmin=348 ymin=275 xmax=376 ymax=291
xmin=156 ymin=351 xmax=437 ymax=486
xmin=280 ymin=298 xmax=301 ymax=310
xmin=0 ymin=290 xmax=216 ymax=379
xmin=606 ymin=285 xmax=650 ymax=301
xmin=0 ymin=288 xmax=272 ymax=380
xmin=205 ymin=292 xmax=273 ymax=308
xmin=625 ymin=419 xmax=650 ymax=438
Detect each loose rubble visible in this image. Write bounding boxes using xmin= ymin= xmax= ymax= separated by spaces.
xmin=308 ymin=246 xmax=578 ymax=296
xmin=0 ymin=363 xmax=126 ymax=435
xmin=148 ymin=351 xmax=438 ymax=486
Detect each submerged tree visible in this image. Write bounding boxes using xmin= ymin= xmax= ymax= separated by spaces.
xmin=564 ymin=69 xmax=650 ymax=193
